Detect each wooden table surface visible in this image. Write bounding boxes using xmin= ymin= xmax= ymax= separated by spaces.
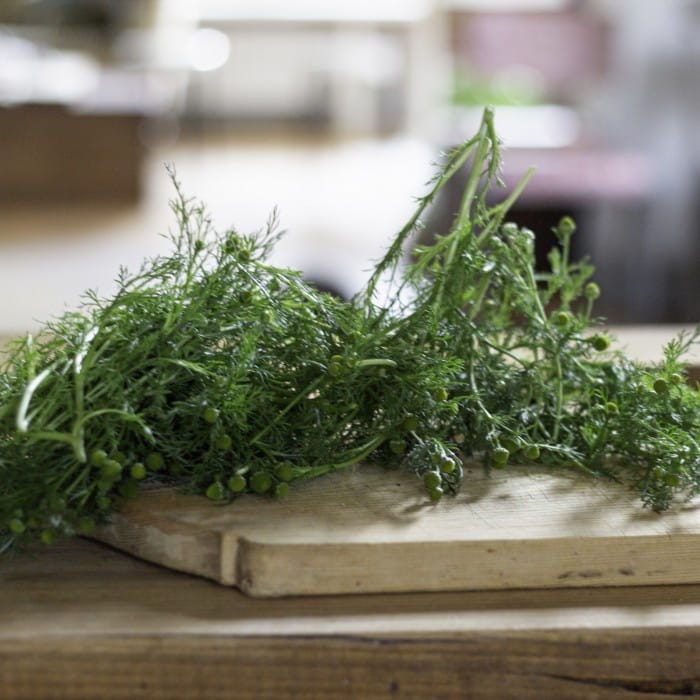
xmin=2 ymin=326 xmax=700 ymax=699
xmin=3 ymin=536 xmax=700 ymax=699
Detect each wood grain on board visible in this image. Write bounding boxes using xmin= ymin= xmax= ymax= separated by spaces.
xmin=89 ymin=463 xmax=700 ymax=597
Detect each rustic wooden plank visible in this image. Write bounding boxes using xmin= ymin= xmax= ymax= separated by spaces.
xmin=88 ymin=460 xmax=700 ymax=597
xmin=2 ymin=631 xmax=700 ymax=699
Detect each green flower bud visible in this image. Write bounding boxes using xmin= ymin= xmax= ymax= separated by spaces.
xmin=433 ymin=388 xmax=448 ymax=402
xmin=228 ymin=474 xmax=247 ymax=493
xmin=584 ymin=282 xmax=601 ymax=301
xmin=556 ymin=216 xmax=576 ymax=238
xmin=590 ymin=334 xmax=611 ymax=352
xmin=90 ymin=449 xmax=107 ymax=467
xmin=429 ymin=487 xmax=444 ymax=503
xmin=491 ymin=446 xmax=509 ymax=468
xmin=206 ymin=482 xmax=226 ymax=501
xmin=100 ymin=459 xmax=123 ymax=481
xmin=274 ymin=463 xmax=295 ymax=482
xmin=553 ymin=311 xmax=573 ymax=328
xmin=439 ymin=457 xmax=456 ymax=474
xmin=653 ymin=378 xmax=668 ymax=394
xmin=215 ymin=434 xmax=233 ymax=451
xmin=8 ymin=518 xmax=25 ymax=534
xmin=389 ymin=439 xmax=407 ymax=455
xmin=327 ymin=362 xmax=342 ymax=377
xmin=130 ymin=462 xmax=147 ymax=480
xmin=402 ymin=414 xmax=419 ymax=431
xmin=501 ymin=436 xmax=522 ymax=454
xmin=423 ymin=471 xmax=442 ymax=490
xmin=145 ymin=452 xmax=165 ymax=471
xmin=523 ymin=444 xmax=540 ymax=461
xmin=202 ymin=406 xmax=219 ymax=424
xmin=250 ymin=472 xmax=272 ymax=495
xmin=274 ymin=482 xmax=290 ymax=498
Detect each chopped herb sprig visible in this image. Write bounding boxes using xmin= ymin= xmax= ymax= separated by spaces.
xmin=2 ymin=107 xmax=699 ymax=554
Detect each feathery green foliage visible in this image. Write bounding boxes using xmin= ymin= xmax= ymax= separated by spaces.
xmin=2 ymin=107 xmax=699 ymax=555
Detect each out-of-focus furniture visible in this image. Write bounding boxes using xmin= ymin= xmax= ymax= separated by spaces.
xmin=186 ymin=0 xmax=447 ymax=137
xmin=0 ymin=3 xmax=195 ymax=204
xmin=0 ymin=102 xmax=144 ymax=203
xmin=449 ymin=8 xmax=609 ymax=102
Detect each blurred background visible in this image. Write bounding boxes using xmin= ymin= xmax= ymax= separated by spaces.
xmin=0 ymin=0 xmax=698 ymax=336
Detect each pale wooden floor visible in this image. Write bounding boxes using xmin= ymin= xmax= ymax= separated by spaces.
xmin=0 ymin=130 xmax=433 ymax=337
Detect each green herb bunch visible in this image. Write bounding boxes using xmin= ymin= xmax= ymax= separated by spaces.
xmin=2 ymin=107 xmax=699 ymax=554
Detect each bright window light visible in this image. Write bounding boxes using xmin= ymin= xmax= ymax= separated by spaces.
xmin=457 ymin=105 xmax=581 ymax=149
xmin=187 ymin=28 xmax=230 ymax=72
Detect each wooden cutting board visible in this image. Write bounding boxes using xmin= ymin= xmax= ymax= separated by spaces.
xmin=88 ymin=326 xmax=700 ymax=597
xmin=90 ymin=462 xmax=700 ymax=597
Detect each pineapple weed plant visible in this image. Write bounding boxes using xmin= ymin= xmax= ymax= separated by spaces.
xmin=2 ymin=107 xmax=700 ymax=555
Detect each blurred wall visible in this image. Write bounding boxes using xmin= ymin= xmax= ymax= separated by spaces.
xmin=0 ymin=0 xmax=698 ymax=327
xmin=585 ymin=0 xmax=700 ymax=322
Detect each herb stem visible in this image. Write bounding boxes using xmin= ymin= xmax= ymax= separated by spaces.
xmin=294 ymin=434 xmax=387 ymax=480
xmin=355 ymin=359 xmax=397 ymax=369
xmin=248 ymin=374 xmax=325 ymax=446
xmin=16 ymin=367 xmax=53 ymax=433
